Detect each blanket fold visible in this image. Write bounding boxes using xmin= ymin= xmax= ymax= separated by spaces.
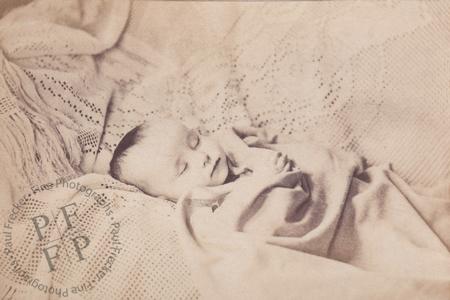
xmin=0 ymin=0 xmax=130 ymax=193
xmin=0 ymin=1 xmax=203 ymax=299
xmin=177 ymin=143 xmax=450 ymax=299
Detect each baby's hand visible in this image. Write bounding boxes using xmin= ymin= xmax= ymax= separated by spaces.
xmin=232 ymin=125 xmax=277 ymax=147
xmin=271 ymin=151 xmax=292 ymax=173
xmin=244 ymin=148 xmax=292 ymax=175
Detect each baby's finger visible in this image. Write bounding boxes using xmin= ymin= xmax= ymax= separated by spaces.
xmin=275 ymin=153 xmax=288 ymax=171
xmin=256 ymin=129 xmax=268 ymax=142
xmin=259 ymin=128 xmax=278 ymax=144
xmin=243 ymin=136 xmax=261 ymax=147
xmin=259 ymin=130 xmax=278 ymax=144
xmin=267 ymin=132 xmax=278 ymax=144
xmin=243 ymin=130 xmax=270 ymax=147
xmin=272 ymin=152 xmax=282 ymax=164
xmin=281 ymin=159 xmax=292 ymax=172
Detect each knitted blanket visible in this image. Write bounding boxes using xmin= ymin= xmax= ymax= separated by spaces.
xmin=0 ymin=1 xmax=200 ymax=299
xmin=0 ymin=1 xmax=449 ymax=299
xmin=0 ymin=0 xmax=128 ymax=191
xmin=1 ymin=173 xmax=200 ymax=299
xmin=98 ymin=1 xmax=450 ymax=187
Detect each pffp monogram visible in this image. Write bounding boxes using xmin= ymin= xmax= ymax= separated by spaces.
xmin=31 ymin=203 xmax=90 ymax=272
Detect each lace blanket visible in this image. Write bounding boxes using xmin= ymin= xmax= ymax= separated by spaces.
xmin=98 ymin=1 xmax=450 ymax=187
xmin=0 ymin=1 xmax=449 ymax=299
xmin=0 ymin=0 xmax=129 ymax=192
xmin=1 ymin=173 xmax=200 ymax=299
xmin=0 ymin=1 xmax=199 ymax=299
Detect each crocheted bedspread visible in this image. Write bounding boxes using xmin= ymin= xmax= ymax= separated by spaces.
xmin=0 ymin=0 xmax=449 ymax=299
xmin=97 ymin=1 xmax=450 ymax=188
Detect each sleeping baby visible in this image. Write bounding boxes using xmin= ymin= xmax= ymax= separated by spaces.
xmin=109 ymin=118 xmax=450 ymax=294
xmin=109 ymin=118 xmax=293 ymax=201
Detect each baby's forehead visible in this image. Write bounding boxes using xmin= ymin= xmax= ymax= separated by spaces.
xmin=130 ymin=123 xmax=189 ymax=163
xmin=141 ymin=122 xmax=186 ymax=147
xmin=142 ymin=121 xmax=197 ymax=148
xmin=124 ymin=134 xmax=179 ymax=181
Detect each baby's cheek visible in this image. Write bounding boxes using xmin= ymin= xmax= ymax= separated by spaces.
xmin=179 ymin=174 xmax=204 ymax=190
xmin=210 ymin=162 xmax=228 ymax=186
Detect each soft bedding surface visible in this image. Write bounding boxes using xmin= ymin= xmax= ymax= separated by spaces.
xmin=177 ymin=142 xmax=450 ymax=299
xmin=0 ymin=0 xmax=449 ymax=299
xmin=0 ymin=1 xmax=199 ymax=299
xmin=1 ymin=173 xmax=198 ymax=299
xmin=98 ymin=1 xmax=450 ymax=187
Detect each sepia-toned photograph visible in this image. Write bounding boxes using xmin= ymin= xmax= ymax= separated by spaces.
xmin=0 ymin=0 xmax=449 ymax=299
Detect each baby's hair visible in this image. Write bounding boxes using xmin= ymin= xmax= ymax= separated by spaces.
xmin=110 ymin=124 xmax=145 ymax=180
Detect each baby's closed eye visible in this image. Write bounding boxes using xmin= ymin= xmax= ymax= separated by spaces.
xmin=176 ymin=159 xmax=189 ymax=176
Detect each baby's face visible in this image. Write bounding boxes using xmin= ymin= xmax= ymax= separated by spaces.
xmin=123 ymin=120 xmax=229 ymax=200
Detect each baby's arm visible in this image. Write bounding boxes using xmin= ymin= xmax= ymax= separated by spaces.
xmin=214 ymin=127 xmax=252 ymax=167
xmin=218 ymin=126 xmax=363 ymax=176
xmin=262 ymin=142 xmax=364 ymax=175
xmin=215 ymin=126 xmax=291 ymax=175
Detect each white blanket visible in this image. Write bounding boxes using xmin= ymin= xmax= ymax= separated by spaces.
xmin=177 ymin=143 xmax=450 ymax=299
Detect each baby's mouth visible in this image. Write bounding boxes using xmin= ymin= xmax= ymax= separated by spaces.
xmin=210 ymin=157 xmax=221 ymax=177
